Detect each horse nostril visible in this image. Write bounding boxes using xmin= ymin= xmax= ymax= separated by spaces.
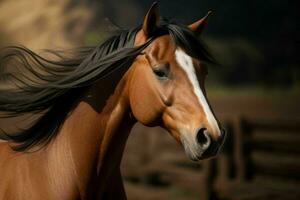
xmin=196 ymin=128 xmax=210 ymax=146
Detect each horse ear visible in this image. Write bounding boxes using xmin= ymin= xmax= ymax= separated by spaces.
xmin=142 ymin=2 xmax=160 ymax=37
xmin=188 ymin=11 xmax=212 ymax=35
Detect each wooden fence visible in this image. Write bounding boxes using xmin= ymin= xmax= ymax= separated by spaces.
xmin=211 ymin=117 xmax=300 ymax=200
xmin=122 ymin=118 xmax=300 ymax=200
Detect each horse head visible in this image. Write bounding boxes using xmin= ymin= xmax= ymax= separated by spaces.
xmin=127 ymin=2 xmax=225 ymax=161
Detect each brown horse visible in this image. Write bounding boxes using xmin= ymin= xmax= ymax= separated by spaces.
xmin=0 ymin=2 xmax=225 ymax=200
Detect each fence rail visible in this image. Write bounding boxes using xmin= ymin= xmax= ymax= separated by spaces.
xmin=122 ymin=118 xmax=300 ymax=200
xmin=213 ymin=117 xmax=300 ymax=199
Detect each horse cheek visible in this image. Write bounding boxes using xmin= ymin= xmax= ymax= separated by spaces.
xmin=129 ymin=72 xmax=163 ymax=126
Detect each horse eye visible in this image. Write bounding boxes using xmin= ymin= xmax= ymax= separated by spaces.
xmin=153 ymin=64 xmax=170 ymax=79
xmin=154 ymin=69 xmax=167 ymax=77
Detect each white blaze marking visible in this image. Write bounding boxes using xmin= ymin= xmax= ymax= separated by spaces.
xmin=175 ymin=48 xmax=220 ymax=136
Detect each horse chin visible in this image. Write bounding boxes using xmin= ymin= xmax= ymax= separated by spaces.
xmin=181 ymin=138 xmax=219 ymax=161
xmin=185 ymin=150 xmax=216 ymax=162
xmin=185 ymin=150 xmax=204 ymax=162
xmin=181 ymin=139 xmax=205 ymax=162
xmin=188 ymin=154 xmax=202 ymax=162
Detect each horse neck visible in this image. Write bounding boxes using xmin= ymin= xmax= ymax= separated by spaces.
xmin=51 ymin=70 xmax=135 ymax=196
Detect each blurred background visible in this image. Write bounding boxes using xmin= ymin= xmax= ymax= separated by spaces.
xmin=0 ymin=0 xmax=299 ymax=199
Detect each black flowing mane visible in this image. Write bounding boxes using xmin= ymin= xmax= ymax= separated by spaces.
xmin=0 ymin=20 xmax=214 ymax=151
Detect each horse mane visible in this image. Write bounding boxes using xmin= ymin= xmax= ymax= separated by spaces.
xmin=0 ymin=20 xmax=215 ymax=151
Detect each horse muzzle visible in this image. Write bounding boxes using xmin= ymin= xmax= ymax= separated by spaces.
xmin=181 ymin=128 xmax=226 ymax=161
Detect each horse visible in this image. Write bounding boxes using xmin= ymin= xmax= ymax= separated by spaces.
xmin=0 ymin=2 xmax=225 ymax=200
